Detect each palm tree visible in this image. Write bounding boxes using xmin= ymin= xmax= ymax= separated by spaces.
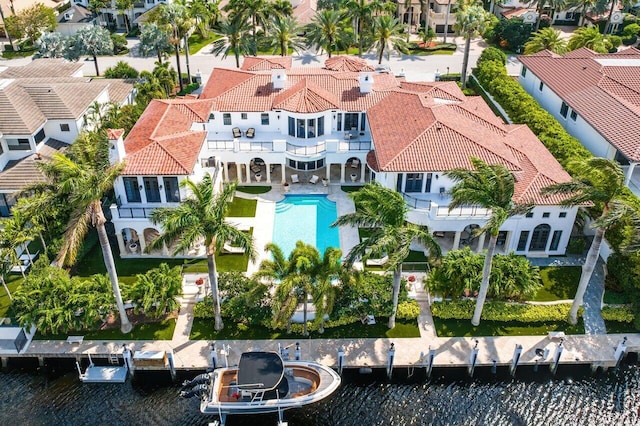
xmin=403 ymin=0 xmax=413 ymax=42
xmin=148 ymin=178 xmax=255 ymax=331
xmin=454 ymin=4 xmax=491 ymax=89
xmin=265 ymin=15 xmax=306 ymax=56
xmin=524 ymin=27 xmax=568 ymax=54
xmin=306 ymin=9 xmax=349 ymax=58
xmin=271 ymin=0 xmax=294 ymax=17
xmin=139 ymin=23 xmax=173 ymax=65
xmin=153 ymin=3 xmax=192 ymax=92
xmin=445 ymin=157 xmax=533 ymax=326
xmin=0 ymin=253 xmax=13 ymax=301
xmin=605 ymin=0 xmax=633 ymax=34
xmin=527 ymin=0 xmax=566 ymax=31
xmin=567 ymin=26 xmax=610 ymax=53
xmin=256 ymin=242 xmax=342 ymax=335
xmin=0 ymin=210 xmax=41 ymax=269
xmin=572 ymin=26 xmax=615 ymax=52
xmin=224 ymin=0 xmax=269 ymax=55
xmin=542 ymin=158 xmax=635 ymax=325
xmin=345 ymin=0 xmax=382 ymax=56
xmin=211 ymin=15 xmax=252 ymax=68
xmin=131 ymin=263 xmax=182 ymax=318
xmin=332 ymin=183 xmax=441 ymax=328
xmin=34 ymin=132 xmax=132 ymax=333
xmin=371 ymin=15 xmax=409 ymax=64
xmin=567 ymin=0 xmax=602 ymax=26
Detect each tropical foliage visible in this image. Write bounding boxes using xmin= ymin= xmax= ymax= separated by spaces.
xmin=454 ymin=4 xmax=491 ymax=87
xmin=104 ymin=61 xmax=140 ymax=79
xmin=524 ymin=27 xmax=567 ymax=55
xmin=445 ymin=158 xmax=533 ymax=325
xmin=332 ymin=183 xmax=441 ymax=328
xmin=371 ymin=15 xmax=408 ymax=64
xmin=431 ymin=299 xmax=581 ymax=323
xmin=3 ymin=3 xmax=57 ymax=44
xmin=149 ymin=179 xmax=255 ymax=331
xmin=305 ymin=9 xmax=350 ymax=58
xmin=211 ymin=15 xmax=252 ymax=68
xmin=126 ymin=264 xmax=182 ymax=318
xmin=72 ymin=26 xmax=114 ymax=76
xmin=139 ymin=23 xmax=173 ymax=64
xmin=567 ymin=26 xmax=612 ymax=53
xmin=427 ymin=248 xmax=542 ymax=301
xmin=264 ymin=16 xmax=306 ymax=56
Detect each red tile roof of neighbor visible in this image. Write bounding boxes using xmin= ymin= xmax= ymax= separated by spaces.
xmin=324 ymin=56 xmax=375 ymax=72
xmin=519 ymin=47 xmax=640 ymax=162
xmin=122 ymin=99 xmax=213 ymax=176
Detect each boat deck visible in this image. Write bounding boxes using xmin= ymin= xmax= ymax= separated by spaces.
xmin=80 ymin=365 xmax=128 ymax=383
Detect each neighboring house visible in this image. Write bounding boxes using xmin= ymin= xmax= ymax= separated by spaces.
xmin=56 ymin=4 xmax=96 ymax=36
xmin=71 ymin=0 xmax=173 ymax=30
xmin=108 ymin=55 xmax=578 ymax=259
xmin=396 ymin=0 xmax=458 ymax=36
xmin=518 ymin=47 xmax=640 ymax=196
xmin=0 ymin=58 xmax=136 ymax=217
xmin=0 ymin=0 xmax=63 ymax=28
xmin=494 ymin=1 xmax=623 ymax=29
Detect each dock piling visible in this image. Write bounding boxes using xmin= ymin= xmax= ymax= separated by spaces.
xmin=510 ymin=344 xmax=523 ymax=377
xmin=387 ymin=343 xmax=395 ymax=379
xmin=210 ymin=343 xmax=218 ymax=369
xmin=167 ymin=350 xmax=177 ymax=381
xmin=337 ymin=348 xmax=344 ymax=376
xmin=425 ymin=347 xmax=436 ymax=378
xmin=550 ymin=338 xmax=564 ymax=375
xmin=468 ymin=340 xmax=479 ymax=377
xmin=122 ymin=345 xmax=134 ymax=377
xmin=614 ymin=337 xmax=628 ymax=368
xmin=295 ymin=342 xmax=301 ymax=361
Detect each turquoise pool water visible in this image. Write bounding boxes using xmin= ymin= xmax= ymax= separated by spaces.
xmin=272 ymin=195 xmax=340 ymax=256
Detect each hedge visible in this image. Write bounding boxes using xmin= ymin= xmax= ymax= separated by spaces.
xmin=431 ymin=299 xmax=580 ymax=323
xmin=601 ymin=305 xmax=635 ymax=323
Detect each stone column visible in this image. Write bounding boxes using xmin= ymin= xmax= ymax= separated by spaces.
xmin=281 ymin=163 xmax=286 ymax=183
xmin=453 ymin=231 xmax=461 ymax=250
xmin=236 ymin=163 xmax=243 ymax=183
xmin=340 ymin=164 xmax=346 ymax=183
xmin=266 ymin=163 xmax=271 ymax=183
xmin=326 ymin=163 xmax=331 ymax=181
xmin=116 ymin=232 xmax=126 ymax=256
xmin=245 ymin=163 xmax=251 ymax=183
xmin=222 ymin=162 xmax=229 ymax=182
xmin=360 ymin=161 xmax=366 ymax=182
xmin=624 ymin=162 xmax=637 ymax=186
xmin=138 ymin=232 xmax=147 ymax=255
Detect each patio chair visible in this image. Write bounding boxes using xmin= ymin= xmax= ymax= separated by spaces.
xmin=223 ymin=242 xmax=246 ymax=254
xmin=246 ymin=127 xmax=255 ymax=138
xmin=232 ymin=127 xmax=242 ymax=138
xmin=309 ymin=175 xmax=319 ymax=184
xmin=351 ymin=159 xmax=360 ymax=168
xmin=291 ymin=174 xmax=300 ymax=184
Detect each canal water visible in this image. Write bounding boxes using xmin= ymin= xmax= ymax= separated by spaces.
xmin=1 ymin=356 xmax=639 ymax=426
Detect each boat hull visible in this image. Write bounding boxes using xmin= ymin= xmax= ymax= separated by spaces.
xmin=200 ymin=360 xmax=341 ymax=416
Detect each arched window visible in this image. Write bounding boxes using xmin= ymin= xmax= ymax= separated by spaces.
xmin=529 ymin=224 xmax=551 ymax=251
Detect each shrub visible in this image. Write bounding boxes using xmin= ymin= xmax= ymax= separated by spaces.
xmin=104 ymin=60 xmax=139 ymax=79
xmin=622 ymin=23 xmax=640 ymax=37
xmin=566 ymin=237 xmax=587 ymax=254
xmin=431 ymin=300 xmax=580 ymax=323
xmin=194 ymin=296 xmax=215 ymax=319
xmin=110 ymin=33 xmax=128 ymax=55
xmin=396 ymin=300 xmax=420 ymax=320
xmin=477 ymin=47 xmax=507 ymax=67
xmin=333 ymin=272 xmax=409 ymax=319
xmin=601 ymin=305 xmax=635 ymax=323
xmin=622 ymin=35 xmax=638 ymax=46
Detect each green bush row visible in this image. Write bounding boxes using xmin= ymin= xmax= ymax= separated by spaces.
xmin=601 ymin=305 xmax=635 ymax=323
xmin=431 ymin=299 xmax=580 ymax=323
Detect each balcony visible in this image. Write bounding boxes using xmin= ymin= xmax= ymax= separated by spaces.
xmin=403 ymin=192 xmax=492 ymax=219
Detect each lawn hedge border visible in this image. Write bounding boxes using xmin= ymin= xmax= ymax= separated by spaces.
xmin=431 ymin=299 xmax=580 ymax=323
xmin=601 ymin=305 xmax=635 ymax=323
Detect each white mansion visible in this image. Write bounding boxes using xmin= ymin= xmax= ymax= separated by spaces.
xmin=107 ymin=56 xmax=578 ymax=259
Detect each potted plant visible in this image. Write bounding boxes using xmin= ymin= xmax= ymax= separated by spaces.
xmin=195 ymin=277 xmax=204 ymax=286
xmin=322 ymin=178 xmax=329 ymax=187
xmin=284 ymin=182 xmax=290 ymax=192
xmin=255 ymin=173 xmax=262 ymax=182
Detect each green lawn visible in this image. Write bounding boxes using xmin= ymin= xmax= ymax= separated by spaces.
xmin=190 ymin=318 xmax=419 ymax=340
xmin=35 ymin=318 xmax=177 ymax=340
xmin=228 ymin=197 xmax=257 ymax=217
xmin=603 ymin=290 xmax=631 ymax=305
xmin=434 ymin=318 xmax=585 ymax=337
xmin=341 ymin=185 xmax=363 ymax=193
xmin=188 ymin=33 xmax=221 ymax=55
xmin=0 ymin=275 xmax=23 ymax=317
xmin=532 ymin=266 xmax=581 ymax=301
xmin=410 ymin=49 xmax=456 ymax=56
xmin=237 ymin=186 xmax=272 ymax=195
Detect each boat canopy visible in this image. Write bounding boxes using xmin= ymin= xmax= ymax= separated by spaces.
xmin=237 ymin=352 xmax=285 ymax=392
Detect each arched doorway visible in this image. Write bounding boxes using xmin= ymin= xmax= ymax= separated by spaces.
xmin=121 ymin=228 xmax=140 ymax=254
xmin=143 ymin=228 xmax=161 ymax=254
xmin=529 ymin=224 xmax=551 ymax=251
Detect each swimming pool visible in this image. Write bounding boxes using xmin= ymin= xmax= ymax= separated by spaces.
xmin=272 ymin=195 xmax=340 ymax=256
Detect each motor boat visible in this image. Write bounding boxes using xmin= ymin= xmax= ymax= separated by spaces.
xmin=192 ymin=351 xmax=341 ymax=421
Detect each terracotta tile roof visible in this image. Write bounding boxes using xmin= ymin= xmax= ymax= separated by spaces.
xmin=324 ymin=56 xmax=375 ymax=72
xmin=0 ymin=139 xmax=69 ymax=191
xmin=500 ymin=7 xmax=533 ymax=19
xmin=367 ymin=86 xmax=571 ymax=205
xmin=273 ymin=78 xmax=340 ymax=112
xmin=107 ymin=129 xmax=125 ymax=140
xmin=241 ymin=56 xmax=292 ymax=71
xmin=122 ymin=99 xmax=213 ymax=175
xmin=201 ymin=67 xmax=399 ymax=112
xmin=292 ymin=0 xmax=317 ymax=25
xmin=519 ymin=48 xmax=640 ymax=161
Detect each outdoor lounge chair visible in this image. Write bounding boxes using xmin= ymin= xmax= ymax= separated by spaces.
xmin=351 ymin=159 xmax=360 ymax=168
xmin=291 ymin=174 xmax=300 ymax=184
xmin=222 ymin=243 xmax=245 ymax=254
xmin=365 ymin=255 xmax=389 ymax=266
xmin=309 ymin=175 xmax=319 ymax=184
xmin=246 ymin=128 xmax=255 ymax=138
xmin=232 ymin=127 xmax=242 ymax=138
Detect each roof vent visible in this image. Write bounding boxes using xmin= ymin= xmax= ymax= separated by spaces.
xmin=64 ymin=10 xmax=74 ymax=20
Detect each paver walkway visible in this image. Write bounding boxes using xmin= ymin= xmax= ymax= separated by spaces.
xmin=527 ymin=254 xmax=606 ymax=335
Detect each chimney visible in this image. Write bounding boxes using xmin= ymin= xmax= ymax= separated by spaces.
xmin=359 ymin=72 xmax=373 ymax=94
xmin=107 ymin=128 xmax=126 ymax=164
xmin=272 ymin=69 xmax=287 ymax=90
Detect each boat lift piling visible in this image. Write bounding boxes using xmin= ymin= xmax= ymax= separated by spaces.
xmin=550 ymin=338 xmax=564 ymax=375
xmin=387 ymin=343 xmax=395 ymax=379
xmin=167 ymin=350 xmax=177 ymax=381
xmin=123 ymin=345 xmax=134 ymax=377
xmin=614 ymin=337 xmax=628 ymax=368
xmin=510 ymin=344 xmax=523 ymax=377
xmin=210 ymin=343 xmax=218 ymax=369
xmin=337 ymin=347 xmax=344 ymax=376
xmin=220 ymin=345 xmax=230 ymax=367
xmin=425 ymin=347 xmax=436 ymax=379
xmin=294 ymin=342 xmax=301 ymax=361
xmin=468 ymin=340 xmax=479 ymax=377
